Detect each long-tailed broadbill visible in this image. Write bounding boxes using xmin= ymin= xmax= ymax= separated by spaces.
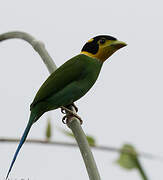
xmin=6 ymin=35 xmax=127 ymax=178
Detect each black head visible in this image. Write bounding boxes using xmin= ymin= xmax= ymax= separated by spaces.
xmin=81 ymin=35 xmax=126 ymax=62
xmin=81 ymin=35 xmax=117 ymax=54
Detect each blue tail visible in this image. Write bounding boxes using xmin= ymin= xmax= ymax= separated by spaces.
xmin=6 ymin=112 xmax=36 ymax=179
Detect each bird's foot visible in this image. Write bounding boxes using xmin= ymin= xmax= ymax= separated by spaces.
xmin=70 ymin=103 xmax=78 ymax=112
xmin=62 ymin=114 xmax=83 ymax=124
xmin=61 ymin=103 xmax=78 ymax=113
xmin=61 ymin=106 xmax=83 ymax=124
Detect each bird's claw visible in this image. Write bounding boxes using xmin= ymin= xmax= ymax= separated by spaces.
xmin=61 ymin=106 xmax=83 ymax=124
xmin=61 ymin=107 xmax=66 ymax=114
xmin=70 ymin=103 xmax=78 ymax=113
xmin=62 ymin=115 xmax=68 ymax=124
xmin=62 ymin=114 xmax=83 ymax=124
xmin=61 ymin=103 xmax=78 ymax=114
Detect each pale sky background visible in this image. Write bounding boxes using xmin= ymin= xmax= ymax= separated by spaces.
xmin=0 ymin=0 xmax=163 ymax=179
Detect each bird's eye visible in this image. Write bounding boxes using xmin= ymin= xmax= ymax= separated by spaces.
xmin=99 ymin=38 xmax=106 ymax=44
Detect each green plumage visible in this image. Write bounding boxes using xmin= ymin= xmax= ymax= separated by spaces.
xmin=6 ymin=54 xmax=103 ymax=179
xmin=31 ymin=54 xmax=103 ymax=120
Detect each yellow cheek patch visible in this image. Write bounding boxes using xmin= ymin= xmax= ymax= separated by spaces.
xmin=81 ymin=40 xmax=116 ymax=62
xmin=81 ymin=49 xmax=109 ymax=62
xmin=94 ymin=47 xmax=109 ymax=61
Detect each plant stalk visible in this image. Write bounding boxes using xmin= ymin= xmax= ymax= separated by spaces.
xmin=135 ymin=158 xmax=148 ymax=180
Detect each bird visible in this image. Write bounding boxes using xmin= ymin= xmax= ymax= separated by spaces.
xmin=6 ymin=35 xmax=127 ymax=179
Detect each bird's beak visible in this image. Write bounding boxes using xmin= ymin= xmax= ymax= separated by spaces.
xmin=110 ymin=40 xmax=127 ymax=50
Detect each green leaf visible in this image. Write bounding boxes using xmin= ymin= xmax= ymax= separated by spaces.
xmin=61 ymin=128 xmax=96 ymax=146
xmin=86 ymin=135 xmax=96 ymax=146
xmin=61 ymin=129 xmax=74 ymax=137
xmin=45 ymin=118 xmax=52 ymax=141
xmin=116 ymin=144 xmax=137 ymax=170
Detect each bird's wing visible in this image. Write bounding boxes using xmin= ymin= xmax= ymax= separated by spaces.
xmin=30 ymin=55 xmax=86 ymax=109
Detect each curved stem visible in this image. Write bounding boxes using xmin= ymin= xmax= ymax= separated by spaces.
xmin=0 ymin=31 xmax=101 ymax=180
xmin=0 ymin=31 xmax=57 ymax=73
xmin=67 ymin=110 xmax=100 ymax=180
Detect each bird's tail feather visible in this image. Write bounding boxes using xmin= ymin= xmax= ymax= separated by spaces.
xmin=6 ymin=112 xmax=36 ymax=179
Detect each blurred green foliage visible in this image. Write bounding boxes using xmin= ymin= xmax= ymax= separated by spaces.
xmin=116 ymin=144 xmax=137 ymax=170
xmin=45 ymin=118 xmax=52 ymax=141
xmin=61 ymin=129 xmax=96 ymax=146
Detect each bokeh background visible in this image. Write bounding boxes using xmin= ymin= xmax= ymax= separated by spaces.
xmin=0 ymin=0 xmax=163 ymax=179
